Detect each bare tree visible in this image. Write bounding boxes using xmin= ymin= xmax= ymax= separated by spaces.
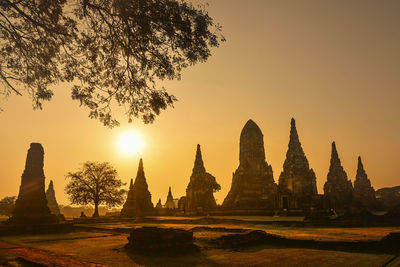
xmin=0 ymin=0 xmax=224 ymax=126
xmin=65 ymin=161 xmax=126 ymax=217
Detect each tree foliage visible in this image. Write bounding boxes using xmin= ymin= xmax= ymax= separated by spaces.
xmin=0 ymin=0 xmax=224 ymax=126
xmin=0 ymin=196 xmax=16 ymax=216
xmin=65 ymin=161 xmax=126 ymax=217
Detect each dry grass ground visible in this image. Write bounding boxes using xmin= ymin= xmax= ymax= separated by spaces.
xmin=0 ymin=217 xmax=399 ymax=266
xmin=1 ymin=232 xmax=396 ymax=267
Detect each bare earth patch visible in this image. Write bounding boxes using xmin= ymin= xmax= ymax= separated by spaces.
xmin=1 ymin=217 xmax=399 ymax=266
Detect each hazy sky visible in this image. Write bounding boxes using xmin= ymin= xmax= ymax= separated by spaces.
xmin=1 ymin=0 xmax=399 ymax=206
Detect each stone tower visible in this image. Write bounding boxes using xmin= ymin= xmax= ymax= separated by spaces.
xmin=155 ymin=199 xmax=163 ymax=209
xmin=10 ymin=143 xmax=57 ymax=224
xmin=323 ymin=142 xmax=353 ymax=211
xmin=164 ymin=187 xmax=175 ymax=209
xmin=186 ymin=144 xmax=220 ymax=214
xmin=278 ymin=118 xmax=317 ymax=210
xmin=45 ymin=180 xmax=61 ymax=215
xmin=353 ymin=156 xmax=376 ymax=209
xmin=120 ymin=159 xmax=154 ymax=217
xmin=222 ymin=120 xmax=278 ymax=210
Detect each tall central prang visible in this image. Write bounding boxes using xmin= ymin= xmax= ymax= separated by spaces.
xmin=222 ymin=120 xmax=278 ymax=210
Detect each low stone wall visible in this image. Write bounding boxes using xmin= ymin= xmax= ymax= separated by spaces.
xmin=125 ymin=227 xmax=197 ymax=254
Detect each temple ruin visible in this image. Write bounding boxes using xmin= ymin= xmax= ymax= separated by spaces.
xmin=185 ymin=144 xmax=220 ymax=214
xmin=164 ymin=187 xmax=175 ymax=209
xmin=223 ymin=120 xmax=278 ymax=210
xmin=120 ymin=159 xmax=154 ymax=217
xmin=353 ymin=156 xmax=376 ymax=209
xmin=46 ymin=180 xmax=61 ymax=215
xmin=323 ymin=142 xmax=353 ymax=211
xmin=9 ymin=143 xmax=57 ymax=224
xmin=278 ymin=118 xmax=318 ymax=211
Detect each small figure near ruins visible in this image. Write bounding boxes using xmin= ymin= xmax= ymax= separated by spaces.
xmin=185 ymin=144 xmax=220 ymax=214
xmin=323 ymin=142 xmax=353 ymax=211
xmin=120 ymin=159 xmax=154 ymax=217
xmin=223 ymin=120 xmax=277 ymax=210
xmin=9 ymin=143 xmax=58 ymax=225
xmin=353 ymin=156 xmax=376 ymax=209
xmin=46 ymin=180 xmax=61 ymax=215
xmin=278 ymin=118 xmax=318 ymax=212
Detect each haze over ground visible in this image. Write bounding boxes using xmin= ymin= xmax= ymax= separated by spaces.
xmin=0 ymin=0 xmax=399 ymax=205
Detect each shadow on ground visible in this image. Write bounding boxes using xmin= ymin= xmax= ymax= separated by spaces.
xmin=125 ymin=249 xmax=218 ymax=266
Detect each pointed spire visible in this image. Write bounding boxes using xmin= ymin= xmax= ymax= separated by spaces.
xmin=357 ymin=156 xmax=364 ymax=172
xmin=289 ymin=118 xmax=300 ymax=145
xmin=136 ymin=158 xmax=145 ymax=179
xmin=354 ymin=155 xmax=375 ymax=207
xmin=324 ymin=142 xmax=352 ymax=210
xmin=166 ymin=186 xmax=173 ymax=200
xmin=129 ymin=178 xmax=133 ymax=189
xmin=133 ymin=158 xmax=148 ymax=186
xmin=356 ymin=156 xmax=368 ymax=181
xmin=138 ymin=158 xmax=144 ymax=173
xmin=48 ymin=180 xmax=54 ymax=191
xmin=46 ymin=180 xmax=55 ymax=196
xmin=330 ymin=141 xmax=341 ymax=167
xmin=331 ymin=142 xmax=338 ymax=160
xmin=193 ymin=144 xmax=206 ymax=173
xmin=45 ymin=180 xmax=60 ymax=215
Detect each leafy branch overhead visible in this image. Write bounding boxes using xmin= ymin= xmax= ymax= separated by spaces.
xmin=0 ymin=0 xmax=225 ymax=126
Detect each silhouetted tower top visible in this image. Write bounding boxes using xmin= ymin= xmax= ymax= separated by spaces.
xmin=193 ymin=144 xmax=206 ymax=173
xmin=288 ymin=118 xmax=303 ymax=153
xmin=330 ymin=142 xmax=341 ymax=167
xmin=354 ymin=156 xmax=373 ymax=188
xmin=47 ymin=180 xmax=54 ymax=191
xmin=166 ymin=186 xmax=174 ymax=202
xmin=356 ymin=156 xmax=368 ymax=181
xmin=133 ymin=158 xmax=149 ymax=188
xmin=129 ymin=178 xmax=133 ymax=189
xmin=239 ymin=119 xmax=266 ymax=165
xmin=138 ymin=158 xmax=144 ymax=173
xmin=25 ymin=143 xmax=45 ymax=174
xmin=326 ymin=141 xmax=349 ymax=182
xmin=168 ymin=186 xmax=173 ymax=198
xmin=331 ymin=142 xmax=338 ymax=159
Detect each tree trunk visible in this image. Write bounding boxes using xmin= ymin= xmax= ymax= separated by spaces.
xmin=93 ymin=201 xmax=99 ymax=217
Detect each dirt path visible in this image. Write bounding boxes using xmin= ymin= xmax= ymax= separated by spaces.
xmin=0 ymin=241 xmax=107 ymax=267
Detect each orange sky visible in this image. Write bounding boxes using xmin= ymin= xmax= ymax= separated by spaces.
xmin=1 ymin=0 xmax=399 ymax=206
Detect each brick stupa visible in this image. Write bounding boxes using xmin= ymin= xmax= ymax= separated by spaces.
xmin=120 ymin=159 xmax=154 ymax=217
xmin=164 ymin=187 xmax=175 ymax=209
xmin=223 ymin=120 xmax=277 ymax=210
xmin=46 ymin=180 xmax=61 ymax=215
xmin=186 ymin=144 xmax=220 ymax=213
xmin=353 ymin=156 xmax=376 ymax=209
xmin=278 ymin=119 xmax=318 ymax=210
xmin=9 ymin=143 xmax=57 ymax=224
xmin=323 ymin=142 xmax=353 ymax=210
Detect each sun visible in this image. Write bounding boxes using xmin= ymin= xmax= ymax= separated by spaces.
xmin=116 ymin=131 xmax=145 ymax=155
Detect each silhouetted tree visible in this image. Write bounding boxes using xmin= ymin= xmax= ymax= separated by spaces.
xmin=0 ymin=196 xmax=16 ymax=217
xmin=0 ymin=0 xmax=224 ymax=127
xmin=65 ymin=161 xmax=126 ymax=217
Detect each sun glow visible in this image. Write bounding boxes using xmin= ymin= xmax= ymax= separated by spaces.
xmin=116 ymin=131 xmax=145 ymax=155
